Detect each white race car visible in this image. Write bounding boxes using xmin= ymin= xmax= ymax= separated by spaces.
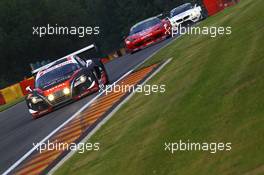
xmin=169 ymin=3 xmax=202 ymax=29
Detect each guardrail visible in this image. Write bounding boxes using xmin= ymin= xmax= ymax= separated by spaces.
xmin=0 ymin=83 xmax=24 ymax=104
xmin=0 ymin=92 xmax=5 ymax=105
xmin=0 ymin=77 xmax=35 ymax=106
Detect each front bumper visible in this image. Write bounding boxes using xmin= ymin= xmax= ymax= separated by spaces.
xmin=28 ymin=81 xmax=99 ymax=118
xmin=126 ymin=33 xmax=168 ymax=53
xmin=171 ymin=14 xmax=201 ymax=29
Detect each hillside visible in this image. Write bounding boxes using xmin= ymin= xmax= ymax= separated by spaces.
xmin=55 ymin=0 xmax=264 ymax=174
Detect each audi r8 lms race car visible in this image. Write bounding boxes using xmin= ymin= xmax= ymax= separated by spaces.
xmin=169 ymin=3 xmax=202 ymax=30
xmin=124 ymin=16 xmax=171 ymax=54
xmin=25 ymin=53 xmax=108 ymax=119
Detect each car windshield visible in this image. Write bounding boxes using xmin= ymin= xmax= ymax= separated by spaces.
xmin=129 ymin=18 xmax=161 ymax=35
xmin=36 ymin=63 xmax=79 ymax=89
xmin=170 ymin=3 xmax=193 ymax=17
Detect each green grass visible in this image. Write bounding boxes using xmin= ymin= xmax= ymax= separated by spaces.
xmin=55 ymin=1 xmax=264 ymax=175
xmin=0 ymin=97 xmax=24 ymax=112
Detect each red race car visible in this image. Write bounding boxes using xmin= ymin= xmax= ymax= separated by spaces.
xmin=124 ymin=16 xmax=171 ymax=54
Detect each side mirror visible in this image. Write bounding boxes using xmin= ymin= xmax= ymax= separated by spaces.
xmin=86 ymin=60 xmax=93 ymax=67
xmin=194 ymin=4 xmax=197 ymax=8
xmin=26 ymin=86 xmax=33 ymax=92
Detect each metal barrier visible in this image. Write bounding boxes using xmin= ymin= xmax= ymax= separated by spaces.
xmin=203 ymin=0 xmax=239 ymax=16
xmin=0 ymin=83 xmax=24 ymax=104
xmin=0 ymin=92 xmax=5 ymax=105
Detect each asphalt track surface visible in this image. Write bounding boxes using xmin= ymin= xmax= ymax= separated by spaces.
xmin=0 ymin=37 xmax=174 ymax=174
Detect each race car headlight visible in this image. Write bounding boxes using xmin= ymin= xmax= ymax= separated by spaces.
xmin=80 ymin=75 xmax=86 ymax=83
xmin=31 ymin=96 xmax=43 ymax=104
xmin=74 ymin=75 xmax=87 ymax=87
xmin=48 ymin=94 xmax=55 ymax=101
xmin=63 ymin=87 xmax=70 ymax=95
xmin=31 ymin=97 xmax=37 ymax=104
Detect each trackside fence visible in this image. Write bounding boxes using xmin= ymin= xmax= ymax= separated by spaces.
xmin=0 ymin=83 xmax=24 ymax=104
xmin=0 ymin=77 xmax=35 ymax=106
xmin=0 ymin=92 xmax=5 ymax=105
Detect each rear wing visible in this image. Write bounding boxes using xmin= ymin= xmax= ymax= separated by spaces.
xmin=31 ymin=44 xmax=98 ymax=75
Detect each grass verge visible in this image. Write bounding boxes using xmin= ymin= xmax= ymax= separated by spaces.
xmin=55 ymin=1 xmax=264 ymax=174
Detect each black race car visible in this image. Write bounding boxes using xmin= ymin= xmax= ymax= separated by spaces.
xmin=26 ymin=54 xmax=109 ymax=119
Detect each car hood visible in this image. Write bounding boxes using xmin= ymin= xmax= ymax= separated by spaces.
xmin=40 ymin=73 xmax=71 ymax=89
xmin=170 ymin=9 xmax=195 ymax=21
xmin=37 ymin=69 xmax=80 ymax=95
xmin=128 ymin=23 xmax=163 ymax=40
